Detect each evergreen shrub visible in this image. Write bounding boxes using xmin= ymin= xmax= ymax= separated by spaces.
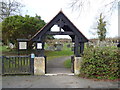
xmin=80 ymin=46 xmax=120 ymax=80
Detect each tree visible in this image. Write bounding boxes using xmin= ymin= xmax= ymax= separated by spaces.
xmin=97 ymin=13 xmax=107 ymax=41
xmin=2 ymin=15 xmax=46 ymax=46
xmin=0 ymin=0 xmax=24 ymax=20
xmin=69 ymin=0 xmax=119 ymax=15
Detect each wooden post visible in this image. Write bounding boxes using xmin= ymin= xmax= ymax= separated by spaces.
xmin=80 ymin=42 xmax=84 ymax=54
xmin=35 ymin=41 xmax=38 ymax=56
xmin=41 ymin=42 xmax=45 ymax=56
xmin=2 ymin=56 xmax=4 ymax=75
xmin=44 ymin=56 xmax=47 ymax=74
xmin=74 ymin=36 xmax=79 ymax=57
xmin=30 ymin=54 xmax=35 ymax=75
xmin=17 ymin=41 xmax=20 ymax=56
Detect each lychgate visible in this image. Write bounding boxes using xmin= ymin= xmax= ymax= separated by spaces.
xmin=29 ymin=10 xmax=89 ymax=75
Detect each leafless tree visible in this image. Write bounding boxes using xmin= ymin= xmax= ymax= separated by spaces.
xmin=0 ymin=0 xmax=24 ymax=20
xmin=69 ymin=0 xmax=119 ymax=15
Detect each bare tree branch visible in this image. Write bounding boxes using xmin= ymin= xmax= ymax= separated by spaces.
xmin=0 ymin=0 xmax=24 ymax=20
xmin=69 ymin=0 xmax=120 ymax=15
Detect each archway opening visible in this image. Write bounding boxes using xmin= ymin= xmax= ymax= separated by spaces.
xmin=44 ymin=34 xmax=74 ymax=74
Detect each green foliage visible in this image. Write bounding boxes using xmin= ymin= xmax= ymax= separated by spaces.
xmin=0 ymin=45 xmax=10 ymax=52
xmin=2 ymin=15 xmax=45 ymax=45
xmin=45 ymin=50 xmax=73 ymax=57
xmin=97 ymin=13 xmax=107 ymax=41
xmin=80 ymin=46 xmax=120 ymax=80
xmin=64 ymin=59 xmax=71 ymax=68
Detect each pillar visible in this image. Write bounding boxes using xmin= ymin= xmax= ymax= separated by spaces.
xmin=74 ymin=57 xmax=82 ymax=75
xmin=80 ymin=42 xmax=84 ymax=54
xmin=74 ymin=36 xmax=80 ymax=57
xmin=34 ymin=57 xmax=45 ymax=75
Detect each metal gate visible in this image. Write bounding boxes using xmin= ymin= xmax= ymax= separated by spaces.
xmin=2 ymin=55 xmax=34 ymax=75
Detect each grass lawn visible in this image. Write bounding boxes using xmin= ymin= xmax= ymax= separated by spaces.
xmin=64 ymin=59 xmax=71 ymax=68
xmin=0 ymin=45 xmax=10 ymax=52
xmin=45 ymin=50 xmax=73 ymax=60
xmin=45 ymin=43 xmax=73 ymax=60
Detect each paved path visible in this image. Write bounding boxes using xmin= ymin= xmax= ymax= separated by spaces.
xmin=46 ymin=56 xmax=72 ymax=74
xmin=2 ymin=75 xmax=119 ymax=88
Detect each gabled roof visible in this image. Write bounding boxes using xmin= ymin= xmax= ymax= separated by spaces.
xmin=30 ymin=10 xmax=89 ymax=42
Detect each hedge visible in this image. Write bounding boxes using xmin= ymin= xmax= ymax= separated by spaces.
xmin=80 ymin=46 xmax=120 ymax=80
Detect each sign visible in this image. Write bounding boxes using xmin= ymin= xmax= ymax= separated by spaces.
xmin=31 ymin=53 xmax=35 ymax=58
xmin=37 ymin=43 xmax=42 ymax=49
xmin=19 ymin=42 xmax=27 ymax=49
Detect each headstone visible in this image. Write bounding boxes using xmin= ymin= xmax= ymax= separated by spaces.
xmin=55 ymin=44 xmax=63 ymax=51
xmin=67 ymin=44 xmax=70 ymax=48
xmin=71 ymin=44 xmax=74 ymax=51
xmin=9 ymin=43 xmax=14 ymax=49
xmin=47 ymin=46 xmax=55 ymax=51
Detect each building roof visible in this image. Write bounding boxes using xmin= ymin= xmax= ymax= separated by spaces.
xmin=30 ymin=10 xmax=89 ymax=42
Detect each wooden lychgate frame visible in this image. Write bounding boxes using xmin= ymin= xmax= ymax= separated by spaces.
xmin=29 ymin=10 xmax=89 ymax=57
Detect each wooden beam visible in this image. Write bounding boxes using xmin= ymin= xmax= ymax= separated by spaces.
xmin=35 ymin=35 xmax=45 ymax=57
xmin=80 ymin=42 xmax=84 ymax=54
xmin=46 ymin=31 xmax=74 ymax=35
xmin=74 ymin=36 xmax=80 ymax=57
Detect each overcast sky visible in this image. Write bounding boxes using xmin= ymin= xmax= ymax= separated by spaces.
xmin=20 ymin=0 xmax=118 ymax=39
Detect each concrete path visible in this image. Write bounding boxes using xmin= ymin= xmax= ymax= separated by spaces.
xmin=46 ymin=56 xmax=72 ymax=74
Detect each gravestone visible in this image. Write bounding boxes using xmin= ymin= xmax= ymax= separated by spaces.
xmin=67 ymin=44 xmax=71 ymax=48
xmin=47 ymin=46 xmax=55 ymax=51
xmin=55 ymin=44 xmax=63 ymax=51
xmin=9 ymin=43 xmax=14 ymax=49
xmin=71 ymin=44 xmax=74 ymax=51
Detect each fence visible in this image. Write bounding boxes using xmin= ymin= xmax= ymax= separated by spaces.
xmin=1 ymin=55 xmax=34 ymax=75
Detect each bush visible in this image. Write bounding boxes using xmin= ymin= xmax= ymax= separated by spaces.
xmin=80 ymin=46 xmax=120 ymax=80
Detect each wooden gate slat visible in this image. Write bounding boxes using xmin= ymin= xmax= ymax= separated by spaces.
xmin=17 ymin=57 xmax=19 ymax=73
xmin=2 ymin=55 xmax=32 ymax=75
xmin=2 ymin=56 xmax=4 ymax=75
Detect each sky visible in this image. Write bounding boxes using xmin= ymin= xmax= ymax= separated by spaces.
xmin=19 ymin=0 xmax=118 ymax=39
